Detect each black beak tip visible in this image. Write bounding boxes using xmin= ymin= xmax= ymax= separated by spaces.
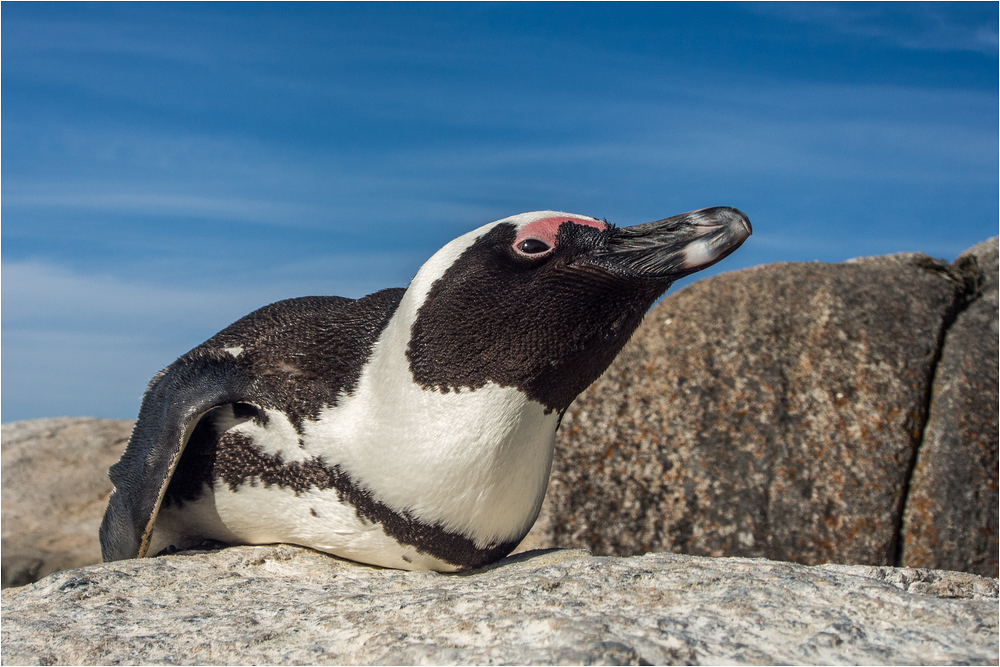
xmin=732 ymin=208 xmax=752 ymax=237
xmin=713 ymin=206 xmax=752 ymax=238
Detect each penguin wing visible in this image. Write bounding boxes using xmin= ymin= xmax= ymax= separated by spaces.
xmin=99 ymin=289 xmax=406 ymax=562
xmin=99 ymin=347 xmax=257 ymax=561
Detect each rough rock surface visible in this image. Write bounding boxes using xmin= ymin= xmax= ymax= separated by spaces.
xmin=1 ymin=546 xmax=996 ymax=666
xmin=1 ymin=418 xmax=133 ymax=588
xmin=525 ymin=250 xmax=984 ymax=569
xmin=902 ymin=238 xmax=999 ymax=577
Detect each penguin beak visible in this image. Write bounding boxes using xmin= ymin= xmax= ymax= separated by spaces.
xmin=580 ymin=206 xmax=752 ymax=281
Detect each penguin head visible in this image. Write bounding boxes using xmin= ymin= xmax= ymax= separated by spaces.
xmin=405 ymin=207 xmax=751 ymax=413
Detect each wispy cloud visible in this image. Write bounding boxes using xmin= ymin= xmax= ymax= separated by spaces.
xmin=9 ymin=78 xmax=991 ymax=207
xmin=1 ymin=257 xmax=425 ymax=422
xmin=754 ymin=3 xmax=999 ymax=55
xmin=2 ymin=190 xmax=327 ymax=227
xmin=2 ymin=255 xmax=423 ymax=329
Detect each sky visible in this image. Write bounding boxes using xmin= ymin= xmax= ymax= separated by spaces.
xmin=3 ymin=2 xmax=998 ymax=423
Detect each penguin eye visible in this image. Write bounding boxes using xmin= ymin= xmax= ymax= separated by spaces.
xmin=518 ymin=238 xmax=551 ymax=254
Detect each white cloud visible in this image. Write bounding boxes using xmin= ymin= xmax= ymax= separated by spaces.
xmin=754 ymin=3 xmax=998 ymax=55
xmin=0 ymin=257 xmax=426 ymax=422
xmin=4 ymin=76 xmax=993 ymax=245
xmin=1 ymin=190 xmax=326 ymax=227
xmin=0 ymin=263 xmax=265 ymax=422
xmin=3 ymin=261 xmax=247 ymax=330
xmin=362 ymin=81 xmax=996 ymax=188
xmin=2 ymin=255 xmax=423 ymax=329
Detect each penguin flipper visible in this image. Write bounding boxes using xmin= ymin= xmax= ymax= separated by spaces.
xmin=99 ymin=348 xmax=255 ymax=562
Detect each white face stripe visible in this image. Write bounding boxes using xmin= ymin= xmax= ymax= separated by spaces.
xmin=403 ymin=211 xmax=602 ymax=316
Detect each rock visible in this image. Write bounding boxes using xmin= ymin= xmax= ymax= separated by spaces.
xmin=902 ymin=238 xmax=999 ymax=577
xmin=1 ymin=418 xmax=133 ymax=588
xmin=1 ymin=546 xmax=995 ymax=665
xmin=529 ymin=251 xmax=981 ymax=568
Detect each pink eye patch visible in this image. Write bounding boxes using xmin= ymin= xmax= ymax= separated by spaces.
xmin=512 ymin=216 xmax=607 ymax=253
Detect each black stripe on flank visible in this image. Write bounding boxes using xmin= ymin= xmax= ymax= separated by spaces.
xmin=164 ymin=424 xmax=519 ymax=570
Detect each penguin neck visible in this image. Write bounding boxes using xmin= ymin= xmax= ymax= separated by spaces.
xmin=302 ymin=250 xmax=559 ymax=547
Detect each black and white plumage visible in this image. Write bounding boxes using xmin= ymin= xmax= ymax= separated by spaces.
xmin=100 ymin=207 xmax=751 ymax=571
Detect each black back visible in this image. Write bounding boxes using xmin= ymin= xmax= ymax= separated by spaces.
xmin=99 ymin=289 xmax=404 ymax=561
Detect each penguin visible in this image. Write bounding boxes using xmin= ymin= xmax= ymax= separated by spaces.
xmin=100 ymin=207 xmax=751 ymax=572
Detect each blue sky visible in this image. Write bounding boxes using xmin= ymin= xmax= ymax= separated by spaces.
xmin=3 ymin=2 xmax=998 ymax=422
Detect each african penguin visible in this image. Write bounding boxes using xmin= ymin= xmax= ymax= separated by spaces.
xmin=100 ymin=207 xmax=751 ymax=572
